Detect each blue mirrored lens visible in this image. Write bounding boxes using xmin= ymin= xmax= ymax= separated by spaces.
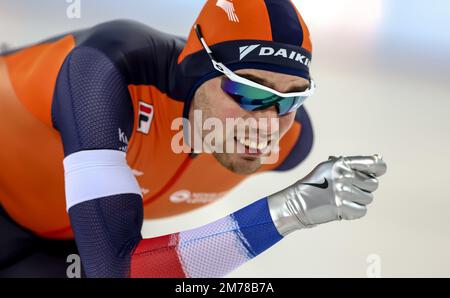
xmin=221 ymin=78 xmax=308 ymax=115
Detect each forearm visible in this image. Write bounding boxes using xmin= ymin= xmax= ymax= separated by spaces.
xmin=69 ymin=192 xmax=283 ymax=278
xmin=131 ymin=197 xmax=283 ymax=278
xmin=132 ymin=155 xmax=389 ymax=278
xmin=69 ymin=154 xmax=386 ymax=278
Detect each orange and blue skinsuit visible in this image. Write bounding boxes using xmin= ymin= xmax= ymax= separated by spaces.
xmin=0 ymin=0 xmax=314 ymax=277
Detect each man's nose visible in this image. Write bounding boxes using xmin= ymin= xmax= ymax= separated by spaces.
xmin=249 ymin=106 xmax=279 ymax=136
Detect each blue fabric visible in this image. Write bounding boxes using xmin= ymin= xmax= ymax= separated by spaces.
xmin=231 ymin=198 xmax=283 ymax=257
xmin=0 ymin=205 xmax=83 ymax=277
xmin=72 ymin=20 xmax=185 ymax=93
xmin=68 ymin=194 xmax=143 ymax=278
xmin=51 ymin=45 xmax=142 ymax=277
xmin=69 ymin=194 xmax=284 ymax=277
xmin=264 ymin=0 xmax=304 ymax=46
xmin=52 ymin=46 xmax=134 ymax=156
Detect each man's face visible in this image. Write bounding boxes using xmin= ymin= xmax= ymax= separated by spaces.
xmin=189 ymin=69 xmax=310 ymax=175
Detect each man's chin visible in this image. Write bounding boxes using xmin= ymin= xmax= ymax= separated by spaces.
xmin=213 ymin=152 xmax=262 ymax=175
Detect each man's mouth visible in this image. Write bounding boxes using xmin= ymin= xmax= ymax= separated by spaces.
xmin=234 ymin=136 xmax=272 ymax=156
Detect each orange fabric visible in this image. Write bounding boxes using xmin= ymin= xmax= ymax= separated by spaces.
xmin=4 ymin=35 xmax=75 ymax=127
xmin=178 ymin=0 xmax=273 ymax=63
xmin=178 ymin=0 xmax=313 ymax=63
xmin=0 ymin=33 xmax=304 ymax=239
xmin=0 ymin=56 xmax=71 ymax=238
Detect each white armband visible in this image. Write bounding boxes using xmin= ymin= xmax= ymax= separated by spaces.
xmin=63 ymin=150 xmax=142 ymax=211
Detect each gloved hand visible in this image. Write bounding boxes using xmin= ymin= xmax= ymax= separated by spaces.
xmin=268 ymin=155 xmax=387 ymax=236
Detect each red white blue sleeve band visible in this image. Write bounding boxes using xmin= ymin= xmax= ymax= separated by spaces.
xmin=130 ymin=198 xmax=283 ymax=277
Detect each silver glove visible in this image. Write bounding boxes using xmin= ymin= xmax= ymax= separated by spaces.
xmin=268 ymin=155 xmax=387 ymax=236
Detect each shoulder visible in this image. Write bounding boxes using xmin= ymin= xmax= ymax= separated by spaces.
xmin=52 ymin=45 xmax=134 ymax=157
xmin=71 ymin=19 xmax=185 ymax=90
xmin=73 ymin=20 xmax=184 ymax=70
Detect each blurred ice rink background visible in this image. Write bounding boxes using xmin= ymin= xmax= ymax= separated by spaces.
xmin=1 ymin=0 xmax=449 ymax=277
